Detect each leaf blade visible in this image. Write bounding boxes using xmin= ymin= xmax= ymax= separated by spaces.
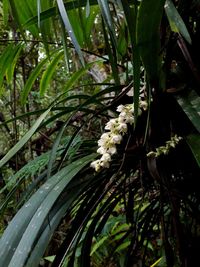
xmin=40 ymin=50 xmax=64 ymax=96
xmin=0 ymin=107 xmax=51 ymax=168
xmin=56 ymin=0 xmax=85 ymax=66
xmin=164 ymin=0 xmax=192 ymax=44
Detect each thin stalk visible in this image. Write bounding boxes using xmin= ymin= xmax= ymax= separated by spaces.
xmin=21 ymin=56 xmax=34 ymax=160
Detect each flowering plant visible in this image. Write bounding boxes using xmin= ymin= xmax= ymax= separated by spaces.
xmin=147 ymin=135 xmax=183 ymax=158
xmin=91 ymin=100 xmax=148 ymax=171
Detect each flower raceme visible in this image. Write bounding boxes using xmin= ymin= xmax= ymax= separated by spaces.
xmin=91 ymin=101 xmax=147 ymax=172
xmin=147 ymin=135 xmax=183 ymax=158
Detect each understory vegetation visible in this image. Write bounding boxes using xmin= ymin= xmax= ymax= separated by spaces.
xmin=0 ymin=0 xmax=200 ymax=266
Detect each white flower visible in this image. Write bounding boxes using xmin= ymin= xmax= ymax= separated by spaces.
xmin=129 ymin=105 xmax=134 ymax=114
xmin=120 ymin=111 xmax=127 ymax=117
xmin=97 ymin=147 xmax=107 ymax=154
xmin=119 ymin=114 xmax=134 ymax=124
xmin=118 ymin=116 xmax=125 ymax=123
xmin=105 ymin=118 xmax=118 ymax=131
xmin=111 ymin=134 xmax=122 ymax=144
xmin=139 ymin=100 xmax=148 ymax=110
xmin=116 ymin=122 xmax=127 ymax=133
xmin=90 ymin=160 xmax=101 ymax=172
xmin=116 ymin=105 xmax=124 ymax=112
xmin=100 ymin=160 xmax=110 ymax=168
xmin=127 ymin=105 xmax=134 ymax=113
xmin=101 ymin=133 xmax=110 ymax=139
xmin=117 ymin=104 xmax=134 ymax=114
xmin=101 ymin=153 xmax=111 ymax=162
xmin=91 ymin=100 xmax=148 ymax=171
xmin=98 ymin=133 xmax=110 ymax=147
xmin=125 ymin=115 xmax=134 ymax=124
xmin=107 ymin=146 xmax=117 ymax=155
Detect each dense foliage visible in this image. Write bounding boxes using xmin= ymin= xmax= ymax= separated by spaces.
xmin=0 ymin=0 xmax=200 ymax=267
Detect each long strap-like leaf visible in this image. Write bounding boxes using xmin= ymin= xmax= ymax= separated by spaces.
xmin=57 ymin=0 xmax=85 ymax=66
xmin=0 ymin=107 xmax=51 ymax=168
xmin=0 ymin=154 xmax=96 ymax=267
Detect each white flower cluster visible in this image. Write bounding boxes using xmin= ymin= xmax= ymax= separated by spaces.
xmin=147 ymin=135 xmax=183 ymax=158
xmin=91 ymin=101 xmax=148 ymax=172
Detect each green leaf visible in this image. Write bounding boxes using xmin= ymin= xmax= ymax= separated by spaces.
xmin=67 ymin=9 xmax=84 ymax=46
xmin=176 ymin=90 xmax=200 ymax=133
xmin=84 ymin=6 xmax=99 ymax=46
xmin=37 ymin=0 xmax=41 ymax=28
xmin=137 ymin=0 xmax=165 ymax=87
xmin=47 ymin=122 xmax=67 ymax=179
xmin=60 ymin=19 xmax=70 ymax=71
xmin=86 ymin=0 xmax=90 ymax=18
xmin=165 ymin=0 xmax=191 ymax=44
xmin=44 ymin=255 xmax=56 ymax=262
xmin=186 ymin=134 xmax=200 ymax=168
xmin=102 ymin=19 xmax=120 ymax=85
xmin=0 ymin=107 xmax=51 ymax=168
xmin=115 ymin=240 xmax=131 ymax=252
xmin=6 ymin=43 xmax=24 ymax=84
xmin=0 ymin=154 xmax=96 ymax=267
xmin=120 ymin=2 xmax=140 ymax=123
xmin=0 ymin=44 xmax=15 ymax=88
xmin=20 ymin=57 xmax=49 ymax=105
xmin=64 ymin=60 xmax=102 ymax=91
xmin=24 ymin=0 xmax=99 ymax=27
xmin=40 ymin=50 xmax=64 ymax=96
xmin=40 ymin=1 xmax=54 ymax=56
xmin=90 ymin=236 xmax=108 ymax=256
xmin=117 ymin=22 xmax=128 ymax=57
xmin=97 ymin=0 xmax=117 ymax=47
xmin=150 ymin=257 xmax=162 ymax=267
xmin=8 ymin=0 xmax=27 ymax=39
xmin=57 ymin=0 xmax=85 ymax=66
xmin=2 ymin=0 xmax=9 ymax=25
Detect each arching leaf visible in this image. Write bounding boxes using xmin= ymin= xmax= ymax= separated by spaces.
xmin=64 ymin=60 xmax=103 ymax=92
xmin=0 ymin=107 xmax=51 ymax=168
xmin=40 ymin=50 xmax=64 ymax=96
xmin=0 ymin=154 xmax=96 ymax=267
xmin=165 ymin=0 xmax=192 ymax=44
xmin=57 ymin=0 xmax=85 ymax=66
xmin=137 ymin=0 xmax=165 ymax=88
xmin=6 ymin=43 xmax=24 ymax=84
xmin=20 ymin=57 xmax=49 ymax=105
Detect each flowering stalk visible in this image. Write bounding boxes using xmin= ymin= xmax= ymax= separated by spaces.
xmin=91 ymin=100 xmax=147 ymax=172
xmin=147 ymin=135 xmax=183 ymax=158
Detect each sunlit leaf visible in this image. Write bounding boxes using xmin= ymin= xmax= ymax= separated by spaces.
xmin=2 ymin=0 xmax=9 ymax=25
xmin=150 ymin=257 xmax=162 ymax=267
xmin=20 ymin=57 xmax=48 ymax=105
xmin=90 ymin=236 xmax=108 ymax=256
xmin=6 ymin=43 xmax=24 ymax=84
xmin=0 ymin=44 xmax=15 ymax=88
xmin=40 ymin=50 xmax=64 ymax=96
xmin=165 ymin=0 xmax=192 ymax=44
xmin=44 ymin=255 xmax=55 ymax=262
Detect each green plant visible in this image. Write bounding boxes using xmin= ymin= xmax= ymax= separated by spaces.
xmin=0 ymin=1 xmax=200 ymax=267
